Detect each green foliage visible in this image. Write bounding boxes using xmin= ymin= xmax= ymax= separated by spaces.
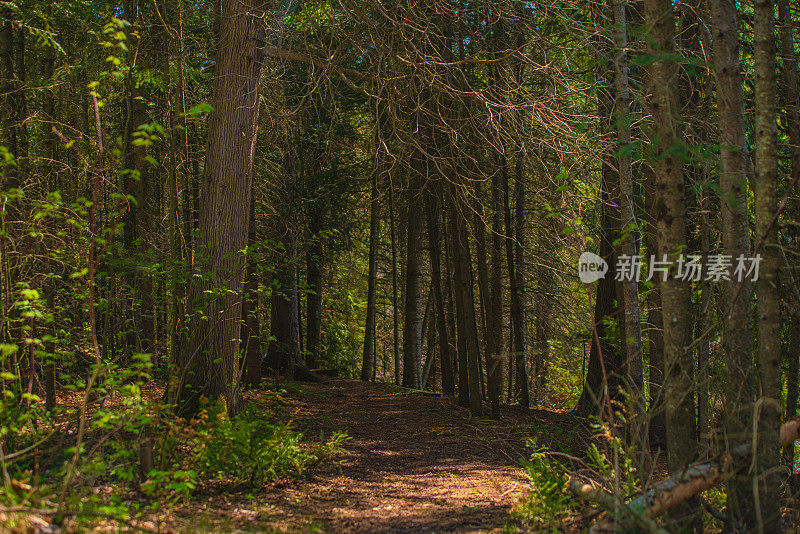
xmin=512 ymin=439 xmax=572 ymax=531
xmin=512 ymin=423 xmax=644 ymax=532
xmin=198 ymin=404 xmax=316 ymax=485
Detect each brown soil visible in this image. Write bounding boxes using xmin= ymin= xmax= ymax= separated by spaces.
xmin=161 ymin=378 xmax=586 ymax=533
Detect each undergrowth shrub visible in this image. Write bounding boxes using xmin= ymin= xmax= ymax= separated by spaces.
xmin=198 ymin=403 xmax=337 ymax=485
xmin=510 ymin=439 xmax=572 ymax=531
xmin=510 ymin=420 xmax=644 ymax=533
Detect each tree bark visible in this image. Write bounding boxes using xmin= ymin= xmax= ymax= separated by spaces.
xmin=473 ymin=196 xmax=491 ymax=403
xmin=511 ymin=155 xmax=529 ymax=408
xmin=577 ymin=166 xmax=624 ymax=415
xmin=612 ymin=0 xmax=646 ymax=454
xmin=175 ymin=0 xmax=268 ymax=417
xmin=644 ymin=162 xmax=667 ymax=448
xmin=503 ymin=161 xmax=515 ymax=403
xmin=448 ymin=186 xmax=482 ymax=415
xmin=644 ymin=0 xmax=697 ymax=508
xmin=443 ymin=217 xmax=459 ymax=390
xmin=402 ymin=172 xmax=425 ymax=389
xmin=306 ymin=210 xmax=323 ymax=369
xmin=780 ymin=0 xmax=800 ymax=468
xmin=425 ymin=185 xmax=455 ymax=396
xmin=533 ymin=258 xmax=551 ymax=405
xmin=389 ymin=181 xmax=401 ymax=385
xmin=753 ymin=0 xmax=781 ymax=529
xmin=488 ymin=170 xmax=504 ymax=417
xmin=0 ymin=7 xmax=16 ymax=160
xmin=361 ymin=152 xmax=380 ymax=381
xmin=711 ymin=0 xmax=756 ymax=524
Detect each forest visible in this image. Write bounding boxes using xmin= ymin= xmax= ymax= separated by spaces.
xmin=1 ymin=0 xmax=800 ymax=532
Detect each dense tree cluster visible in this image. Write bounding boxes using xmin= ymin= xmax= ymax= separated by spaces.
xmin=1 ymin=0 xmax=799 ymax=530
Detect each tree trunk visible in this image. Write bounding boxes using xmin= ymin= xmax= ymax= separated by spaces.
xmin=306 ymin=210 xmax=323 ymax=369
xmin=711 ymin=0 xmax=756 ymax=525
xmin=577 ymin=166 xmax=624 ymax=415
xmin=511 ymin=155 xmax=529 ymax=408
xmin=578 ymin=14 xmax=624 ymax=415
xmin=361 ymin=153 xmax=380 ymax=381
xmin=503 ymin=166 xmax=515 ymax=403
xmin=241 ymin=196 xmax=261 ymax=386
xmin=175 ymin=0 xmax=266 ymax=417
xmin=753 ymin=0 xmax=781 ymax=528
xmin=42 ymin=6 xmax=58 ymax=410
xmin=780 ymin=0 xmax=800 ymax=468
xmin=402 ymin=172 xmax=425 ymax=389
xmin=612 ymin=0 xmax=645 ymax=454
xmin=264 ymin=152 xmax=311 ymax=382
xmin=122 ymin=0 xmax=156 ymax=358
xmin=425 ymin=185 xmax=455 ymax=396
xmin=473 ymin=196 xmax=492 ymax=405
xmin=389 ymin=181 xmax=401 ymax=385
xmin=697 ymin=183 xmax=713 ymax=451
xmin=0 ymin=7 xmax=16 ymax=160
xmin=533 ymin=260 xmax=551 ymax=405
xmin=644 ymin=163 xmax=667 ymax=448
xmin=488 ymin=169 xmax=504 ymax=417
xmin=644 ymin=0 xmax=697 ymax=527
xmin=448 ymin=186 xmax=482 ymax=415
xmin=13 ymin=26 xmax=27 ymax=173
xmin=443 ymin=218 xmax=458 ymax=390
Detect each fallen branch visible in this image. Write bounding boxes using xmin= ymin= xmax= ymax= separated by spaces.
xmin=570 ymin=418 xmax=800 ymax=530
xmin=629 ymin=445 xmax=743 ymax=518
xmin=568 ymin=479 xmax=669 ymax=534
xmin=634 ymin=417 xmax=800 ymax=519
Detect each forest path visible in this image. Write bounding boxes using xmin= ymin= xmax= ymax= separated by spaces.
xmin=181 ymin=378 xmax=584 ymax=534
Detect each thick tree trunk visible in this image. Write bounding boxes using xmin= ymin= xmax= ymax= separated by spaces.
xmin=122 ymin=0 xmax=156 ymax=358
xmin=644 ymin=164 xmax=667 ymax=448
xmin=264 ymin=153 xmax=312 ymax=381
xmin=644 ymin=0 xmax=697 ymax=508
xmin=711 ymin=0 xmax=756 ymax=525
xmin=402 ymin=172 xmax=425 ymax=389
xmin=753 ymin=0 xmax=781 ymax=529
xmin=448 ymin=186 xmax=482 ymax=415
xmin=265 ymin=265 xmax=300 ymax=375
xmin=175 ymin=0 xmax=267 ymax=417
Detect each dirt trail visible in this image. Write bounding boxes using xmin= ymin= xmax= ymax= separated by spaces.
xmin=172 ymin=379 xmax=584 ymax=533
